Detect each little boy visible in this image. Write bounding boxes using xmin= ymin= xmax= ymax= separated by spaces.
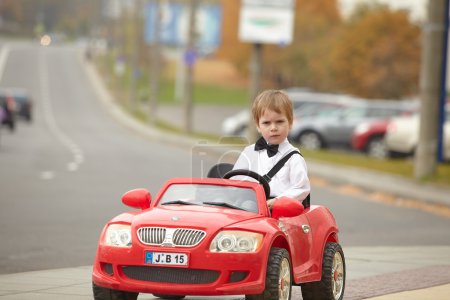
xmin=233 ymin=89 xmax=310 ymax=209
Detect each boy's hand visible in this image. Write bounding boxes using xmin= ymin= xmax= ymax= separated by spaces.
xmin=267 ymin=198 xmax=277 ymax=209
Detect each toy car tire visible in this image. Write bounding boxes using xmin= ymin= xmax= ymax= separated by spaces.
xmin=92 ymin=282 xmax=139 ymax=300
xmin=245 ymin=247 xmax=292 ymax=300
xmin=301 ymin=242 xmax=345 ymax=300
xmin=152 ymin=294 xmax=185 ymax=299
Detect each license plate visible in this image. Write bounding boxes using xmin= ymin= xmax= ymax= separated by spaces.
xmin=145 ymin=251 xmax=188 ymax=266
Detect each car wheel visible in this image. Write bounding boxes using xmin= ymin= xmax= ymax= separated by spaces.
xmin=298 ymin=131 xmax=323 ymax=150
xmin=92 ymin=282 xmax=138 ymax=300
xmin=366 ymin=136 xmax=388 ymax=159
xmin=152 ymin=294 xmax=185 ymax=299
xmin=7 ymin=120 xmax=15 ymax=132
xmin=245 ymin=248 xmax=292 ymax=300
xmin=301 ymin=242 xmax=345 ymax=300
xmin=234 ymin=124 xmax=248 ymax=136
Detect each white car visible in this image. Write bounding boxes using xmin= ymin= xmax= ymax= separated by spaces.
xmin=385 ymin=107 xmax=450 ymax=160
xmin=222 ymin=109 xmax=249 ymax=136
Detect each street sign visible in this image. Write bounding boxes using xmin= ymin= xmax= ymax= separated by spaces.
xmin=145 ymin=2 xmax=222 ymax=52
xmin=238 ymin=0 xmax=295 ymax=45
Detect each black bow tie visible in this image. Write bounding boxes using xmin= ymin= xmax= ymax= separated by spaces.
xmin=254 ymin=137 xmax=279 ymax=157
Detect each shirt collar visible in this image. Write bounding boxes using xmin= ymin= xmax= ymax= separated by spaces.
xmin=278 ymin=139 xmax=290 ymax=155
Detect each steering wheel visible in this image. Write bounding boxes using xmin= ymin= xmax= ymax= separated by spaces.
xmin=223 ymin=169 xmax=271 ymax=199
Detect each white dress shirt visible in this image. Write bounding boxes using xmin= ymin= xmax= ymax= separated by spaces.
xmin=233 ymin=139 xmax=310 ymax=201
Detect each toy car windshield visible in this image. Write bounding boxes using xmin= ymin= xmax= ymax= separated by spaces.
xmin=158 ymin=183 xmax=258 ymax=213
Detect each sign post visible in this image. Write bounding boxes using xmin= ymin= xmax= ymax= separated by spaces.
xmin=238 ymin=0 xmax=295 ymax=142
xmin=239 ymin=0 xmax=295 ymax=45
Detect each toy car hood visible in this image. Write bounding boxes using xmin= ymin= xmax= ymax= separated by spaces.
xmin=128 ymin=205 xmax=262 ymax=230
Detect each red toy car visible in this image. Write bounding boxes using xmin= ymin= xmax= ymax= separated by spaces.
xmin=92 ymin=169 xmax=346 ymax=300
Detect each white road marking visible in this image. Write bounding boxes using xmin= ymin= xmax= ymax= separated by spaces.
xmin=0 ymin=44 xmax=10 ymax=83
xmin=67 ymin=162 xmax=78 ymax=171
xmin=39 ymin=47 xmax=85 ymax=177
xmin=40 ymin=171 xmax=55 ymax=180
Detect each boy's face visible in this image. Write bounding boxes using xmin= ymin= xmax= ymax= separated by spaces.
xmin=257 ymin=109 xmax=292 ymax=145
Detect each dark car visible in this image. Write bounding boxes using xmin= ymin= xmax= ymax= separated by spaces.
xmin=0 ymin=92 xmax=17 ymax=131
xmin=0 ymin=88 xmax=33 ymax=122
xmin=0 ymin=106 xmax=5 ymax=142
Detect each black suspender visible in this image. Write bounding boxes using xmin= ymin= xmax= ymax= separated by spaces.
xmin=263 ymin=150 xmax=300 ymax=183
xmin=263 ymin=150 xmax=311 ymax=208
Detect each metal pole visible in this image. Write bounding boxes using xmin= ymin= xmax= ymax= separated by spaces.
xmin=183 ymin=0 xmax=197 ymax=133
xmin=438 ymin=0 xmax=450 ymax=162
xmin=129 ymin=0 xmax=142 ymax=111
xmin=414 ymin=0 xmax=447 ymax=178
xmin=149 ymin=0 xmax=161 ymax=124
xmin=247 ymin=43 xmax=263 ymax=143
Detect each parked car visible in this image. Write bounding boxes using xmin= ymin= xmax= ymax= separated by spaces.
xmin=385 ymin=106 xmax=450 ymax=160
xmin=221 ymin=90 xmax=354 ymax=136
xmin=92 ymin=169 xmax=346 ymax=300
xmin=0 ymin=92 xmax=16 ymax=131
xmin=351 ymin=119 xmax=391 ymax=159
xmin=0 ymin=106 xmax=5 ymax=123
xmin=289 ymin=100 xmax=418 ymax=150
xmin=0 ymin=88 xmax=33 ymax=122
xmin=222 ymin=109 xmax=249 ymax=136
xmin=351 ymin=104 xmax=417 ymax=158
xmin=0 ymin=106 xmax=4 ymax=144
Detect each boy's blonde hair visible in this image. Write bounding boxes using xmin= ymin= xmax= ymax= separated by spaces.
xmin=252 ymin=90 xmax=293 ymax=125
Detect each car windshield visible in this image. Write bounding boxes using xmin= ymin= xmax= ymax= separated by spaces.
xmin=158 ymin=184 xmax=258 ymax=213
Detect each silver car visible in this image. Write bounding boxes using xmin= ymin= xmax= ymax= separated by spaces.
xmin=289 ymin=100 xmax=418 ymax=150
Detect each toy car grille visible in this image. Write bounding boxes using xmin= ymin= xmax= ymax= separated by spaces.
xmin=137 ymin=227 xmax=206 ymax=247
xmin=122 ymin=266 xmax=219 ymax=284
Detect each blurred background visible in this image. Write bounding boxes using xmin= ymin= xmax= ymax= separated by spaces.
xmin=1 ymin=0 xmax=446 ymax=177
xmin=1 ymin=0 xmax=450 ymax=277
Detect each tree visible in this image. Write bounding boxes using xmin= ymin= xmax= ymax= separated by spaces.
xmin=215 ymin=0 xmax=251 ymax=76
xmin=264 ymin=0 xmax=342 ymax=89
xmin=0 ymin=0 xmax=101 ymax=38
xmin=330 ymin=4 xmax=421 ymax=99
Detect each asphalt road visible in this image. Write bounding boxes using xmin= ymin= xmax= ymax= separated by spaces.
xmin=1 ymin=41 xmax=450 ymax=275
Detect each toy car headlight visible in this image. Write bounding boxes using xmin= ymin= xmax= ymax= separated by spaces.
xmin=210 ymin=231 xmax=263 ymax=253
xmin=105 ymin=224 xmax=132 ymax=247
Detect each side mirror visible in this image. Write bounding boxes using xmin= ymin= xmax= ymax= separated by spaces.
xmin=271 ymin=197 xmax=304 ymax=219
xmin=121 ymin=189 xmax=151 ymax=210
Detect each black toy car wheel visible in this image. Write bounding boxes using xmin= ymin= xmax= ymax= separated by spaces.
xmin=92 ymin=282 xmax=138 ymax=300
xmin=152 ymin=294 xmax=186 ymax=300
xmin=246 ymin=248 xmax=292 ymax=300
xmin=301 ymin=242 xmax=345 ymax=300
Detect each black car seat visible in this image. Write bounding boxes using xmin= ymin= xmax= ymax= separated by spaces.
xmin=207 ymin=163 xmax=234 ymax=179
